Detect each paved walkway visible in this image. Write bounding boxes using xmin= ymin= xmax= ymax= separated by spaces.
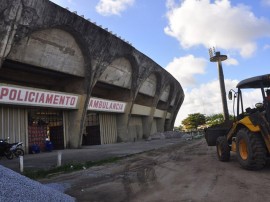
xmin=0 ymin=138 xmax=185 ymax=173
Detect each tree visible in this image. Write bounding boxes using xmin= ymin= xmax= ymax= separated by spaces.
xmin=206 ymin=113 xmax=224 ymax=127
xmin=174 ymin=125 xmax=184 ymax=131
xmin=206 ymin=113 xmax=234 ymax=127
xmin=182 ymin=113 xmax=206 ymax=130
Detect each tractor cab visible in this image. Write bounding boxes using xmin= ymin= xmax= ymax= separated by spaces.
xmin=205 ymin=74 xmax=270 ymax=170
xmin=229 ymin=74 xmax=270 ymax=122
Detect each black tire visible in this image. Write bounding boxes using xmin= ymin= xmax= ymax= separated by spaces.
xmin=216 ymin=136 xmax=230 ymax=161
xmin=236 ymin=128 xmax=267 ymax=170
xmin=14 ymin=148 xmax=24 ymax=157
xmin=4 ymin=151 xmax=13 ymax=160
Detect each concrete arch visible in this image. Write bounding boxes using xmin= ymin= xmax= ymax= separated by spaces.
xmin=151 ymin=71 xmax=163 ymax=99
xmin=152 ymin=76 xmax=175 ymax=133
xmin=156 ymin=80 xmax=176 ymax=112
xmin=91 ymin=54 xmax=140 ymax=101
xmin=131 ymin=71 xmax=164 ymax=138
xmin=160 ymin=85 xmax=170 ymax=103
xmin=8 ymin=28 xmax=87 ymax=76
xmin=167 ymin=90 xmax=185 ymax=129
xmin=138 ymin=73 xmax=157 ymax=97
xmin=124 ymin=54 xmax=140 ymax=92
xmin=89 ymin=55 xmax=139 ymax=144
xmin=6 ymin=26 xmax=94 ymax=149
xmin=98 ymin=57 xmax=132 ymax=89
xmin=168 ymin=82 xmax=177 ymax=107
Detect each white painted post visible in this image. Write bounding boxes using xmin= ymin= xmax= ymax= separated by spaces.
xmin=19 ymin=156 xmax=24 ymax=173
xmin=57 ymin=151 xmax=62 ymax=167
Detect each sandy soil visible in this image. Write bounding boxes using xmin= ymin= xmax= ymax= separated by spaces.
xmin=40 ymin=138 xmax=270 ymax=202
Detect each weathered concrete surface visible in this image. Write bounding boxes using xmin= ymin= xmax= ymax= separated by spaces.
xmin=0 ymin=0 xmax=185 ymax=148
xmin=36 ymin=137 xmax=270 ymax=202
xmin=8 ymin=28 xmax=85 ymax=77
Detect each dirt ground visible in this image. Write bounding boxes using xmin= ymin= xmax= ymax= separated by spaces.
xmin=40 ymin=138 xmax=270 ymax=202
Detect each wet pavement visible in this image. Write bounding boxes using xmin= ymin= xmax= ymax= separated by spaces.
xmin=0 ymin=137 xmax=185 ymax=173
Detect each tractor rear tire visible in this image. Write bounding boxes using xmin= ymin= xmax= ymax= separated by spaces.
xmin=216 ymin=136 xmax=230 ymax=162
xmin=236 ymin=128 xmax=267 ymax=170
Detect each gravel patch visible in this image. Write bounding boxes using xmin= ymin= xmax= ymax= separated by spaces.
xmin=0 ymin=165 xmax=75 ymax=202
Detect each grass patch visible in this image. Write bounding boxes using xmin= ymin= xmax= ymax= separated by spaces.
xmin=23 ymin=156 xmax=126 ymax=180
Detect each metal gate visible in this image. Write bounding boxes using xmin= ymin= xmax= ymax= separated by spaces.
xmin=99 ymin=114 xmax=117 ymax=144
xmin=28 ymin=108 xmax=64 ymax=151
xmin=82 ymin=113 xmax=100 ymax=145
xmin=0 ymin=106 xmax=27 ymax=151
xmin=83 ymin=113 xmax=118 ymax=145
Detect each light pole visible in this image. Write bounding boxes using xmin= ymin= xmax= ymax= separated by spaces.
xmin=209 ymin=48 xmax=230 ymax=122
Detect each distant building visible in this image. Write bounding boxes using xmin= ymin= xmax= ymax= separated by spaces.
xmin=0 ymin=0 xmax=184 ymax=152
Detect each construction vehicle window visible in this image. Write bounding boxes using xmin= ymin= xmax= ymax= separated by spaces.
xmin=240 ymin=89 xmax=262 ymax=111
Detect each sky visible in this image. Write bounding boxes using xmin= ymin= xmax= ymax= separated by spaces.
xmin=49 ymin=0 xmax=270 ymax=126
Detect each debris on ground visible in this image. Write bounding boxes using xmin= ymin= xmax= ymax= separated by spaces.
xmin=0 ymin=165 xmax=75 ymax=202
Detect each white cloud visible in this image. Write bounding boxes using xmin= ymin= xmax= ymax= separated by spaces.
xmin=224 ymin=57 xmax=239 ymax=66
xmin=96 ymin=0 xmax=135 ymax=16
xmin=175 ymin=79 xmax=237 ymax=126
xmin=165 ymin=0 xmax=270 ymax=58
xmin=166 ymin=55 xmax=207 ymax=88
xmin=263 ymin=44 xmax=270 ymax=50
xmin=166 ymin=0 xmax=176 ymax=9
xmin=262 ymin=0 xmax=270 ymax=6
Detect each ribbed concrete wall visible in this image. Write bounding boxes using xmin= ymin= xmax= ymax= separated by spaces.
xmin=99 ymin=114 xmax=117 ymax=144
xmin=0 ymin=107 xmax=28 ymax=151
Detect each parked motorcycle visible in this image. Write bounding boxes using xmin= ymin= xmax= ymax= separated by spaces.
xmin=10 ymin=142 xmax=24 ymax=157
xmin=0 ymin=138 xmax=13 ymax=160
xmin=0 ymin=138 xmax=24 ymax=160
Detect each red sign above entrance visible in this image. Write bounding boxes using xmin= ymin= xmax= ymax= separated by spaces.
xmin=0 ymin=84 xmax=79 ymax=109
xmin=88 ymin=97 xmax=126 ymax=113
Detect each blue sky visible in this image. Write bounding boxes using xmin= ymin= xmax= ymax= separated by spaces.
xmin=50 ymin=0 xmax=270 ymax=125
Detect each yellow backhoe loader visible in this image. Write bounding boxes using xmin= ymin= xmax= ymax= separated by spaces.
xmin=205 ymin=74 xmax=270 ymax=170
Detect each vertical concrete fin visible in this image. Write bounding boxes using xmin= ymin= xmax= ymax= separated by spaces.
xmin=0 ymin=0 xmax=23 ymax=67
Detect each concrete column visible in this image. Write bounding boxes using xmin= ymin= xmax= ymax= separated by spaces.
xmin=142 ymin=116 xmax=154 ymax=138
xmin=116 ymin=102 xmax=132 ymax=142
xmin=67 ymin=94 xmax=87 ymax=148
xmin=156 ymin=117 xmax=165 ymax=132
xmin=142 ymin=107 xmax=155 ymax=139
xmin=169 ymin=96 xmax=183 ymax=130
xmin=164 ymin=119 xmax=172 ymax=131
xmin=0 ymin=0 xmax=22 ymax=67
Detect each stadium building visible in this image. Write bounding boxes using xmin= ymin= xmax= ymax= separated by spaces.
xmin=0 ymin=0 xmax=184 ymax=152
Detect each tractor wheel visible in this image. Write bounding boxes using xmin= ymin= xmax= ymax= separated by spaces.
xmin=216 ymin=136 xmax=230 ymax=161
xmin=236 ymin=128 xmax=267 ymax=170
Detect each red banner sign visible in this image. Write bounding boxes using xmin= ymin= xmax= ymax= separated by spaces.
xmin=88 ymin=97 xmax=126 ymax=113
xmin=0 ymin=84 xmax=79 ymax=109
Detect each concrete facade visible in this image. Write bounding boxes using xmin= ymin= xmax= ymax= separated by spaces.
xmin=0 ymin=0 xmax=184 ymax=150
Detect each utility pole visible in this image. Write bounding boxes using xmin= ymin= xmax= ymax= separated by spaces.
xmin=209 ymin=48 xmax=230 ymax=122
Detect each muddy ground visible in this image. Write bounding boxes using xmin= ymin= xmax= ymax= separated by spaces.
xmin=40 ymin=138 xmax=270 ymax=202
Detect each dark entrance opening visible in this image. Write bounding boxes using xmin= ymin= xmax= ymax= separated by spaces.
xmin=28 ymin=108 xmax=64 ymax=152
xmin=82 ymin=113 xmax=101 ymax=145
